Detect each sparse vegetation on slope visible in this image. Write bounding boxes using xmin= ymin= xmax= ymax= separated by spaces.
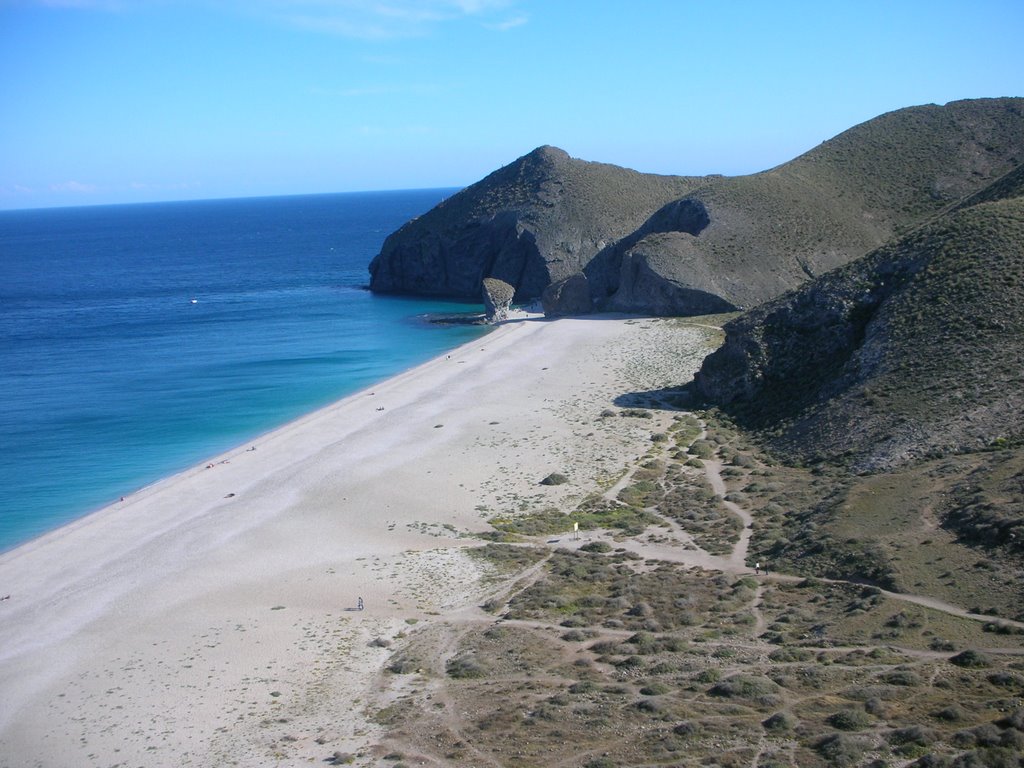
xmin=696 ymin=175 xmax=1024 ymax=473
xmin=360 ymin=391 xmax=1024 ymax=767
xmin=689 ymin=163 xmax=1024 ymax=636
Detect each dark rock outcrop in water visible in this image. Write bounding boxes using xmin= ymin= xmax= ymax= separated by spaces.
xmin=369 ymin=99 xmax=1024 ymax=316
xmin=695 ymin=161 xmax=1024 ymax=471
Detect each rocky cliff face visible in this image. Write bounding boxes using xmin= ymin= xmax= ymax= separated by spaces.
xmin=368 ymin=146 xmax=699 ymax=302
xmin=369 ymin=99 xmax=1024 ymax=316
xmin=541 ymin=273 xmax=592 ymax=317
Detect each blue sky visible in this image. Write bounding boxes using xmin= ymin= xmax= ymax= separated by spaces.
xmin=2 ymin=0 xmax=1022 ymax=209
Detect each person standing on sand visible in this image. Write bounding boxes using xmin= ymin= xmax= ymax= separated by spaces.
xmin=357 ymin=596 xmax=364 ymax=611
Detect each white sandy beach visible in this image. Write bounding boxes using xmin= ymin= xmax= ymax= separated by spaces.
xmin=0 ymin=314 xmax=716 ymax=767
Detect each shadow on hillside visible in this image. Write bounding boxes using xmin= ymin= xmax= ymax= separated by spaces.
xmin=613 ymin=383 xmax=697 ymax=411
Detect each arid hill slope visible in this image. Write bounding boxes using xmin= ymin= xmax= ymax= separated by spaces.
xmin=369 ymin=98 xmax=1024 ymax=314
xmin=694 ymin=161 xmax=1024 ymax=472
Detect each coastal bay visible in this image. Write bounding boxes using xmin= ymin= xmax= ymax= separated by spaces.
xmin=0 ymin=191 xmax=477 ymax=552
xmin=6 ymin=5 xmax=1023 ymax=764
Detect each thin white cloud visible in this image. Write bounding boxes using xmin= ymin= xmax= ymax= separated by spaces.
xmin=34 ymin=0 xmax=130 ymax=9
xmin=308 ymin=82 xmax=443 ymax=98
xmin=0 ymin=184 xmax=36 ymax=199
xmin=254 ymin=0 xmax=520 ymax=40
xmin=129 ymin=180 xmax=202 ymax=191
xmin=51 ymin=180 xmax=98 ymax=194
xmin=483 ymin=14 xmax=527 ymax=31
xmin=24 ymin=0 xmax=526 ymax=37
xmin=331 ymin=85 xmax=400 ymax=97
xmin=286 ymin=13 xmax=394 ymax=40
xmin=355 ymin=122 xmax=434 ymax=136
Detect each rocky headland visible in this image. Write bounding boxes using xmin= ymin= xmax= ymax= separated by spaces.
xmin=370 ymin=98 xmax=1024 ymax=317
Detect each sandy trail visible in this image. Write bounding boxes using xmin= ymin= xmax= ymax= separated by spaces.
xmin=556 ymin=414 xmax=1024 ymax=634
xmin=703 ymin=458 xmax=755 ymax=569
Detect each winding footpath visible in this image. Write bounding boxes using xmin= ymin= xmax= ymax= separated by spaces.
xmin=576 ymin=418 xmax=1024 ymax=633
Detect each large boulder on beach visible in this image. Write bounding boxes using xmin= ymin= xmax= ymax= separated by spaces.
xmin=482 ymin=277 xmax=515 ymax=323
xmin=541 ymin=273 xmax=592 ymax=317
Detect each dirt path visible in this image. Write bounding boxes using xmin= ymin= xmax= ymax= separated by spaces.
xmin=751 ymin=583 xmax=768 ymax=637
xmin=577 ymin=421 xmax=1024 ymax=630
xmin=680 ymin=419 xmax=1024 ymax=631
xmin=577 ymin=416 xmax=1024 ymax=637
xmin=703 ymin=457 xmax=754 ymax=569
xmin=874 ymin=587 xmax=1024 ymax=630
xmin=365 ymin=405 xmax=1024 ymax=765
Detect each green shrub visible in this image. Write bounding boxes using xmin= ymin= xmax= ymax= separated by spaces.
xmin=620 ymin=409 xmax=652 ymax=419
xmin=709 ymin=674 xmax=779 ymax=700
xmin=950 ymin=649 xmax=992 ymax=668
xmin=828 ymin=709 xmax=872 ymax=731
xmin=634 ymin=697 xmax=666 ymax=713
xmin=996 ymin=708 xmax=1024 ymax=730
xmin=934 ymin=704 xmax=967 ymax=722
xmin=695 ymin=669 xmax=721 ymax=684
xmin=561 ymin=629 xmax=591 ymax=642
xmin=883 ymin=669 xmax=922 ymax=686
xmin=953 ymin=723 xmax=1003 ymax=748
xmin=673 ymin=721 xmax=701 ymax=737
xmin=768 ymin=647 xmax=814 ymax=663
xmin=889 ymin=725 xmax=937 ymax=747
xmin=690 ymin=440 xmax=716 ymax=459
xmin=446 ymin=655 xmax=485 ymax=679
xmin=814 ymin=733 xmax=870 ymax=767
xmin=990 ymin=671 xmax=1024 ymax=687
xmin=763 ymin=711 xmax=798 ymax=731
xmin=614 ymin=655 xmax=643 ymax=670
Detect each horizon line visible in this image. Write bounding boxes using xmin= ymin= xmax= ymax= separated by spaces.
xmin=0 ymin=185 xmax=468 ymax=215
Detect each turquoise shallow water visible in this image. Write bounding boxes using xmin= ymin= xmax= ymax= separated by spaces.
xmin=0 ymin=190 xmax=487 ymax=552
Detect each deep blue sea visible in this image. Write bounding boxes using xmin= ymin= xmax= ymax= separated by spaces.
xmin=0 ymin=190 xmax=487 ymax=553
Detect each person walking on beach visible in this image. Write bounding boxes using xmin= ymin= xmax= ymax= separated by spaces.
xmin=357 ymin=596 xmax=364 ymax=611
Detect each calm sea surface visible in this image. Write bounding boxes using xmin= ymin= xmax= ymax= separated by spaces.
xmin=0 ymin=190 xmax=487 ymax=552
